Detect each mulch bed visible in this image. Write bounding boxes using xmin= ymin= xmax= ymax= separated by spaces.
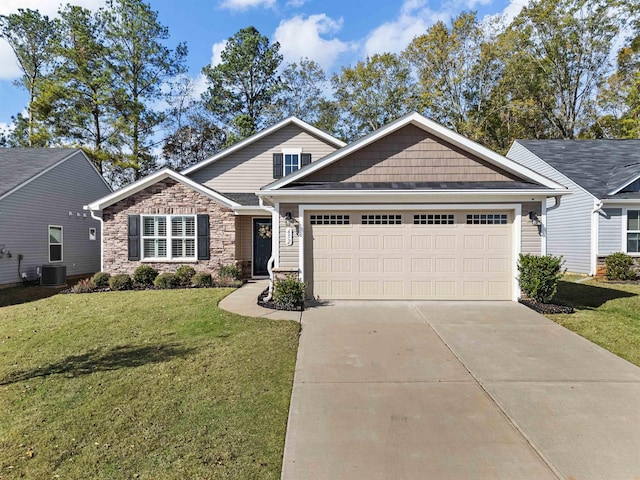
xmin=518 ymin=298 xmax=574 ymax=314
xmin=257 ymin=288 xmax=304 ymax=311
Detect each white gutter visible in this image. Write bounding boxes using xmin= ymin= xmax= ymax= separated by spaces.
xmin=85 ymin=206 xmax=104 ymax=273
xmin=257 ymin=189 xmax=568 ymax=199
xmin=590 ymin=199 xmax=604 ymax=275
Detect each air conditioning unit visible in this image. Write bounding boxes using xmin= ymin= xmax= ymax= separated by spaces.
xmin=41 ymin=265 xmax=67 ymax=287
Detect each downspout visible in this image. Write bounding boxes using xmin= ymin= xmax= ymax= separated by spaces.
xmin=86 ymin=207 xmax=104 ymax=272
xmin=546 ymin=195 xmax=562 ymax=212
xmin=259 ymin=194 xmax=276 ymax=302
xmin=590 ymin=199 xmax=604 ymax=276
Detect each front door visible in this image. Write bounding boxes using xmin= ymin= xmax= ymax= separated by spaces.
xmin=253 ymin=218 xmax=272 ymax=277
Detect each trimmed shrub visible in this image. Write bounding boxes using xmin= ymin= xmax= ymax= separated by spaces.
xmin=109 ymin=274 xmax=133 ymax=291
xmin=175 ymin=265 xmax=196 ymax=285
xmin=192 ymin=272 xmax=213 ymax=287
xmin=215 ymin=276 xmax=243 ymax=288
xmin=272 ymin=277 xmax=306 ymax=310
xmin=218 ymin=264 xmax=241 ymax=280
xmin=154 ymin=272 xmax=180 ymax=289
xmin=517 ymin=253 xmax=565 ymax=303
xmin=133 ymin=265 xmax=159 ymax=286
xmin=71 ymin=278 xmax=95 ymax=294
xmin=605 ymin=252 xmax=637 ymax=281
xmin=91 ymin=271 xmax=111 ymax=288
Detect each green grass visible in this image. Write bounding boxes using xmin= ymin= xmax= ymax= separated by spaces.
xmin=549 ymin=277 xmax=640 ymax=367
xmin=0 ymin=288 xmax=300 ymax=479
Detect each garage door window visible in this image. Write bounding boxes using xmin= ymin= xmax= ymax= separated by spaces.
xmin=310 ymin=214 xmax=350 ymax=225
xmin=414 ymin=214 xmax=455 ymax=225
xmin=466 ymin=213 xmax=508 ymax=225
xmin=362 ymin=214 xmax=402 ymax=225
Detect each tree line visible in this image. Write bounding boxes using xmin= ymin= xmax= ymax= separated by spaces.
xmin=0 ymin=0 xmax=638 ymax=187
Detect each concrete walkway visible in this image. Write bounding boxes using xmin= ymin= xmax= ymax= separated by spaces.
xmin=282 ymin=301 xmax=640 ymax=480
xmin=218 ymin=280 xmax=302 ymax=322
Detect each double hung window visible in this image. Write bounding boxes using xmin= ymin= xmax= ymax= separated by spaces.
xmin=627 ymin=210 xmax=640 ymax=253
xmin=142 ymin=215 xmax=196 ymax=260
xmin=49 ymin=226 xmax=63 ymax=262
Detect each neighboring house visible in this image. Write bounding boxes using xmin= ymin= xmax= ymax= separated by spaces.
xmin=0 ymin=148 xmax=112 ymax=287
xmin=87 ymin=113 xmax=568 ymax=301
xmin=508 ymin=140 xmax=640 ymax=275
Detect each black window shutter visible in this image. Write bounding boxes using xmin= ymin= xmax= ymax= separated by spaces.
xmin=273 ymin=153 xmax=283 ymax=178
xmin=197 ymin=214 xmax=210 ymax=260
xmin=128 ymin=215 xmax=140 ymax=261
xmin=301 ymin=153 xmax=312 ymax=166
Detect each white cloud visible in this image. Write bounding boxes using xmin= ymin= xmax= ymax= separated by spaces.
xmin=210 ymin=40 xmax=228 ymax=67
xmin=363 ymin=0 xmax=449 ymax=57
xmin=496 ymin=0 xmax=529 ymax=23
xmin=219 ymin=0 xmax=275 ymax=12
xmin=286 ymin=0 xmax=307 ymax=6
xmin=273 ymin=14 xmax=355 ymax=71
xmin=0 ymin=0 xmax=105 ymax=81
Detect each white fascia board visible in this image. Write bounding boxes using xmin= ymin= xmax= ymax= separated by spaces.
xmin=265 ymin=112 xmax=567 ymax=191
xmin=233 ymin=206 xmax=271 ymax=215
xmin=182 ymin=117 xmax=345 ymax=176
xmin=608 ymin=171 xmax=640 ymax=196
xmin=86 ymin=168 xmax=240 ymax=211
xmin=0 ymin=149 xmax=82 ymax=202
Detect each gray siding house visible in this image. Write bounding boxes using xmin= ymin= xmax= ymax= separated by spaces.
xmin=508 ymin=140 xmax=640 ymax=275
xmin=0 ymin=148 xmax=112 ymax=287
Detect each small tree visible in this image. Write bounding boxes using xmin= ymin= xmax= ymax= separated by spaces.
xmin=518 ymin=253 xmax=565 ymax=303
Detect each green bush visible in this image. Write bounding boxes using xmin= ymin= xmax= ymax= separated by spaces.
xmin=109 ymin=274 xmax=132 ymax=291
xmin=272 ymin=277 xmax=306 ymax=310
xmin=218 ymin=264 xmax=241 ymax=280
xmin=133 ymin=265 xmax=159 ymax=286
xmin=70 ymin=278 xmax=95 ymax=294
xmin=192 ymin=272 xmax=213 ymax=287
xmin=91 ymin=271 xmax=110 ymax=288
xmin=517 ymin=253 xmax=565 ymax=303
xmin=154 ymin=272 xmax=180 ymax=289
xmin=214 ymin=276 xmax=243 ymax=288
xmin=175 ymin=265 xmax=196 ymax=285
xmin=605 ymin=252 xmax=637 ymax=280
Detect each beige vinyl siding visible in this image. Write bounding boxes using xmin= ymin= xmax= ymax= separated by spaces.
xmin=235 ymin=216 xmax=253 ymax=261
xmin=187 ymin=124 xmax=338 ymax=193
xmin=278 ymin=203 xmax=300 ymax=270
xmin=521 ymin=201 xmax=542 ymax=255
xmin=304 ymin=124 xmax=521 ymax=183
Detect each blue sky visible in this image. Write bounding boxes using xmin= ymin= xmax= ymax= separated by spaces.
xmin=0 ymin=0 xmax=521 ymax=132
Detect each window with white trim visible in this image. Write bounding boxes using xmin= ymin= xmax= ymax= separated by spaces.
xmin=466 ymin=213 xmax=508 ymax=225
xmin=49 ymin=226 xmax=63 ymax=262
xmin=627 ymin=210 xmax=640 ymax=253
xmin=142 ymin=215 xmax=196 ymax=259
xmin=283 ymin=149 xmax=301 ymax=176
xmin=414 ymin=214 xmax=454 ymax=225
xmin=362 ymin=214 xmax=402 ymax=225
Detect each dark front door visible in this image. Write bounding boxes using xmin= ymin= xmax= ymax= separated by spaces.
xmin=253 ymin=218 xmax=272 ymax=276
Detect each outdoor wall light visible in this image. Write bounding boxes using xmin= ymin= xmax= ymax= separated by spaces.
xmin=528 ymin=211 xmax=542 ymax=226
xmin=285 ymin=211 xmax=292 ymax=226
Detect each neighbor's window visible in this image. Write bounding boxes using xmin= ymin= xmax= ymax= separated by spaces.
xmin=628 ymin=210 xmax=640 ymax=253
xmin=142 ymin=215 xmax=196 ymax=260
xmin=284 ymin=152 xmax=300 ymax=176
xmin=89 ymin=227 xmax=97 ymax=241
xmin=49 ymin=225 xmax=63 ymax=262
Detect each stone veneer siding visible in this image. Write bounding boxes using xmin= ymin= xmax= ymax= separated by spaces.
xmin=103 ymin=178 xmax=236 ymax=275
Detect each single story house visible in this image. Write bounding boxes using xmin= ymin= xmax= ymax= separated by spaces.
xmin=87 ymin=113 xmax=568 ymax=301
xmin=0 ymin=148 xmax=112 ymax=287
xmin=508 ymin=140 xmax=640 ymax=275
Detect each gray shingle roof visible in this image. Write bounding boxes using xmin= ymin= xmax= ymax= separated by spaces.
xmin=516 ymin=140 xmax=640 ymax=199
xmin=0 ymin=148 xmax=80 ymax=197
xmin=221 ymin=192 xmax=260 ymax=206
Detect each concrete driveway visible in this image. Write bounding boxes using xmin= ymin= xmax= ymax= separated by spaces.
xmin=281 ymin=301 xmax=640 ymax=480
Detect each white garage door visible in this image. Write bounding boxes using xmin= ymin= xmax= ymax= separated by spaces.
xmin=306 ymin=211 xmax=513 ymax=300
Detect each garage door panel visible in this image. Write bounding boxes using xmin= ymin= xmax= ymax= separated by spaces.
xmin=308 ymin=210 xmax=512 ymax=300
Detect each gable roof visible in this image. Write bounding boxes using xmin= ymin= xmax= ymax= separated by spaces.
xmin=85 ymin=168 xmax=240 ymax=211
xmin=181 ymin=116 xmax=346 ymax=176
xmin=263 ymin=112 xmax=566 ymax=192
xmin=0 ymin=148 xmax=109 ymax=200
xmin=515 ymin=140 xmax=640 ymax=199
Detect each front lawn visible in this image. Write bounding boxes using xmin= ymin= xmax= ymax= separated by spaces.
xmin=549 ymin=278 xmax=640 ymax=367
xmin=0 ymin=288 xmax=300 ymax=479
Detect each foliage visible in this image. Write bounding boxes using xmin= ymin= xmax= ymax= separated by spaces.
xmin=70 ymin=278 xmax=95 ymax=294
xmin=175 ymin=265 xmax=196 ymax=285
xmin=202 ymin=26 xmax=282 ymax=142
xmin=605 ymin=252 xmax=637 ymax=280
xmin=133 ymin=264 xmax=159 ymax=286
xmin=332 ymin=53 xmax=417 ymax=141
xmin=272 ymin=277 xmax=306 ymax=310
xmin=218 ymin=264 xmax=241 ymax=280
xmin=108 ymin=273 xmax=133 ymax=291
xmin=0 ymin=289 xmax=299 ymax=478
xmin=154 ymin=272 xmax=180 ymax=289
xmin=192 ymin=272 xmax=213 ymax=287
xmin=518 ymin=253 xmax=565 ymax=303
xmin=91 ymin=271 xmax=111 ymax=288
